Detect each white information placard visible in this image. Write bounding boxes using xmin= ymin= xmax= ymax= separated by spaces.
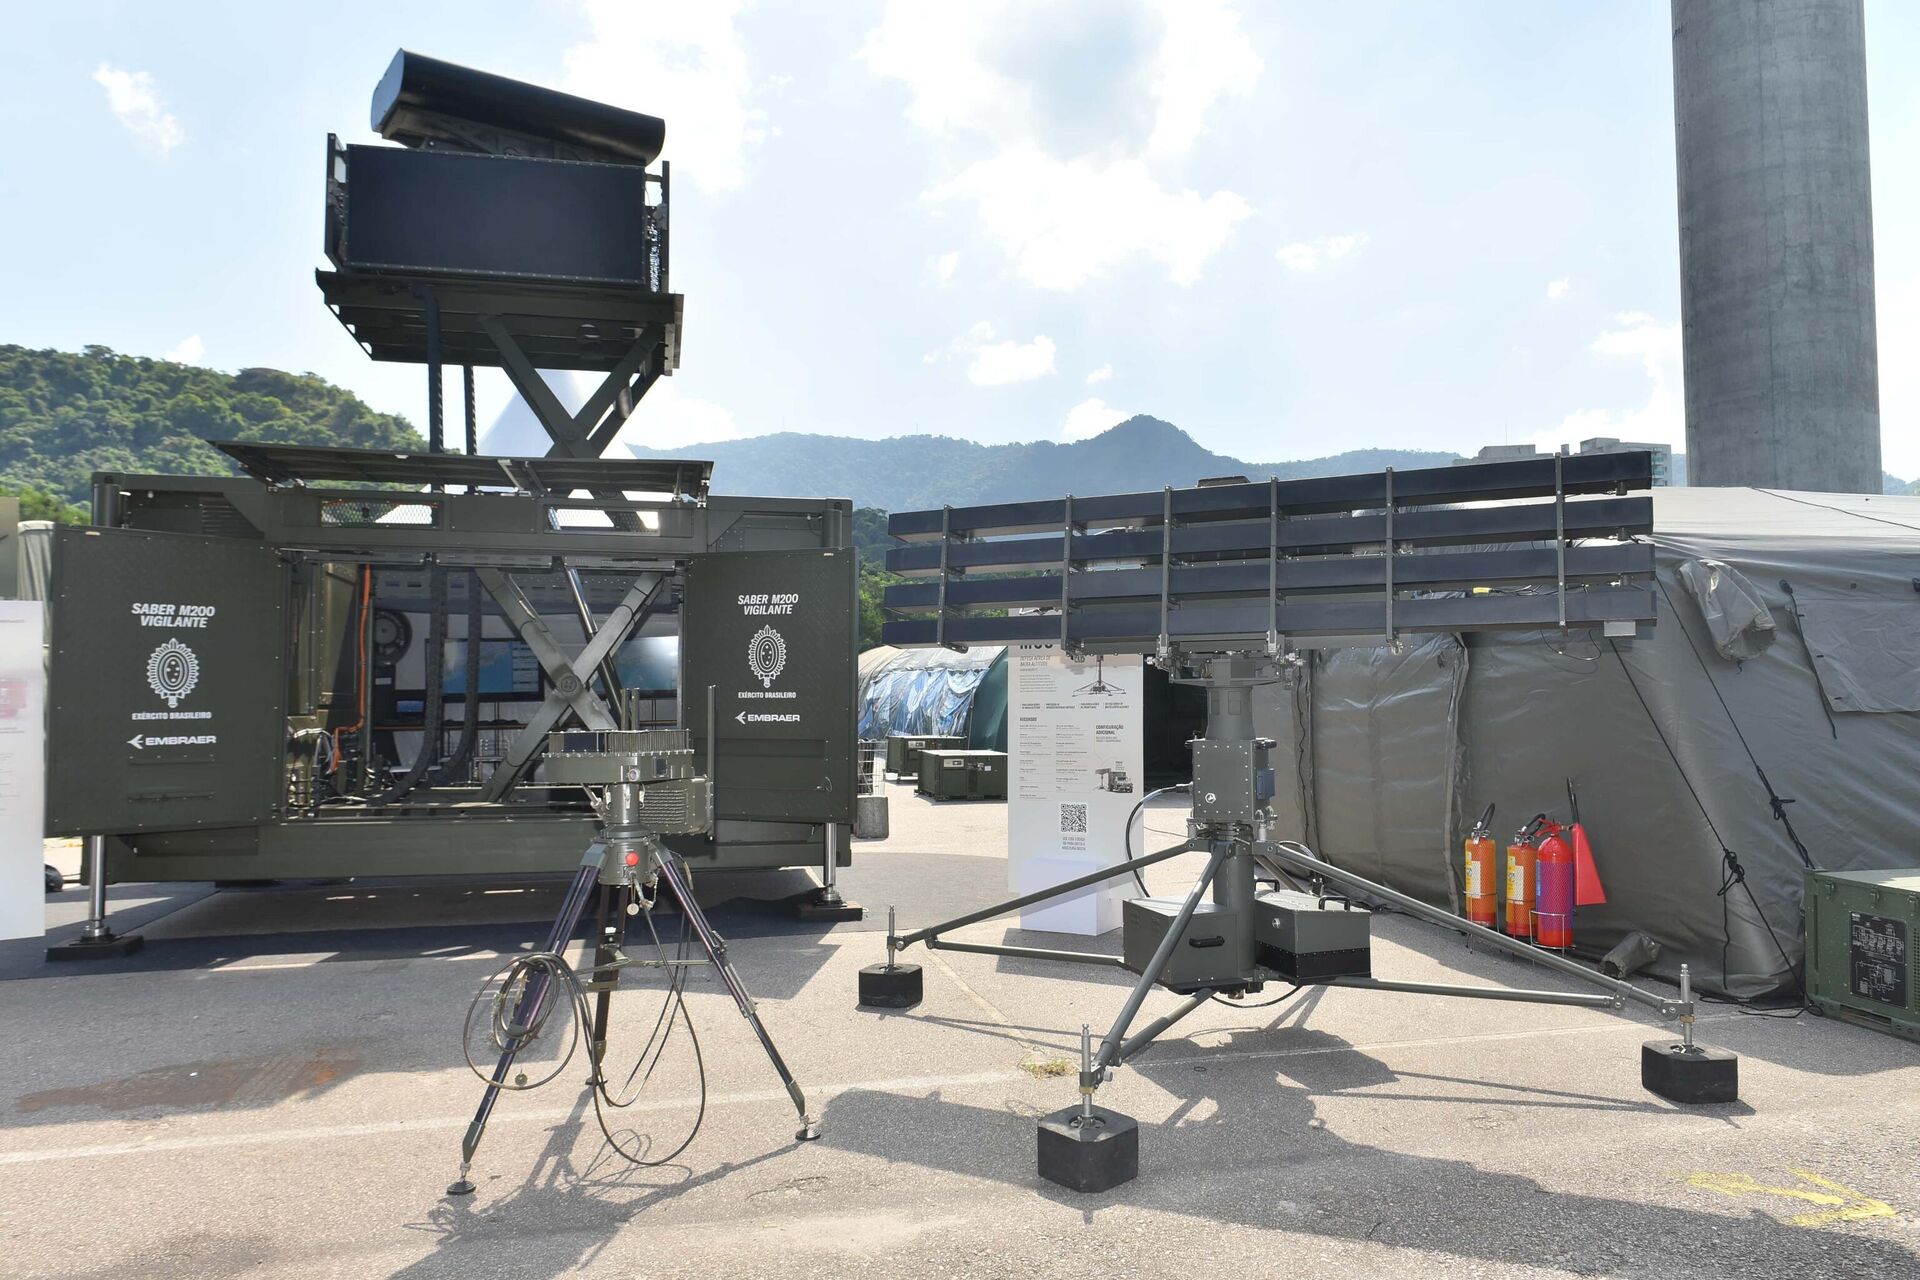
xmin=1008 ymin=645 xmax=1144 ymax=936
xmin=0 ymin=602 xmax=46 ymax=941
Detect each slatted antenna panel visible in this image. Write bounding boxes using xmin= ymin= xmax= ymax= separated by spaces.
xmin=881 ymin=451 xmax=1656 ymax=653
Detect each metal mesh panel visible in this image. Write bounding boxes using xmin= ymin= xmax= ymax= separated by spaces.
xmin=319 ymin=498 xmax=440 ymax=527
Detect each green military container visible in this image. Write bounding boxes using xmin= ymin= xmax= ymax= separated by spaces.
xmin=887 ymin=734 xmax=965 ymax=779
xmin=917 ymin=748 xmax=975 ymax=800
xmin=1806 ymin=868 xmax=1920 ymax=1043
xmin=965 ymin=750 xmax=1007 ymax=799
xmin=916 ymin=748 xmax=1006 ymax=800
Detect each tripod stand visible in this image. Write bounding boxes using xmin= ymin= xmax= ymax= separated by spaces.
xmin=450 ymin=731 xmax=818 ymax=1196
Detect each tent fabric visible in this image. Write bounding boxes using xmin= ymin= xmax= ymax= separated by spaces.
xmin=856 ymin=644 xmax=1004 ymax=742
xmin=16 ymin=520 xmax=52 ymax=601
xmin=964 ymin=647 xmax=1009 ymax=750
xmin=1253 ymin=487 xmax=1920 ymax=1000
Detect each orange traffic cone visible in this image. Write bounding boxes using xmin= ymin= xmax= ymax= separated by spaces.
xmin=1567 ymin=779 xmax=1606 ymax=906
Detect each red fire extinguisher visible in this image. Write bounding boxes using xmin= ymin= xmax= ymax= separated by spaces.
xmin=1504 ymin=816 xmax=1545 ymax=939
xmin=1464 ymin=803 xmax=1498 ymax=928
xmin=1534 ymin=819 xmax=1576 ymax=950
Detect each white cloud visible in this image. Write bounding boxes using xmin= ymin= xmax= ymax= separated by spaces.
xmin=1546 ymin=277 xmax=1572 ymax=301
xmin=93 ymin=64 xmax=184 ymax=155
xmin=935 ymin=150 xmax=1251 ymax=290
xmin=1063 ymin=397 xmax=1129 ymax=441
xmin=1144 ymin=1 xmax=1263 ymax=156
xmin=163 ymin=335 xmax=205 ymax=364
xmin=1535 ymin=312 xmax=1683 ymax=451
xmin=860 ymin=1 xmax=1259 ymax=290
xmin=1275 ymin=233 xmax=1369 ymax=273
xmin=1085 ymin=363 xmax=1114 ymax=384
xmin=935 ymin=251 xmax=959 ymax=285
xmin=613 ymin=379 xmax=747 ymax=451
xmin=563 ymin=0 xmax=765 ymax=195
xmin=935 ymin=321 xmax=1057 ymax=386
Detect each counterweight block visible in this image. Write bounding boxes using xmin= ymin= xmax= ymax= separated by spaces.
xmin=1037 ymin=1105 xmax=1139 ymax=1193
xmin=1641 ymin=1039 xmax=1739 ymax=1104
xmin=858 ymin=963 xmax=923 ymax=1009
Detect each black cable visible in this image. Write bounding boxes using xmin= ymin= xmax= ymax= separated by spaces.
xmin=1652 ymin=576 xmax=1816 ymax=869
xmin=1123 ymin=784 xmax=1191 ymax=894
xmin=590 ymin=901 xmax=707 ymax=1166
xmin=1212 ymin=983 xmax=1300 ymax=1009
xmin=379 ymin=564 xmax=448 ymax=804
xmin=428 ymin=570 xmax=484 ymax=786
xmin=461 ymin=880 xmax=710 ymax=1168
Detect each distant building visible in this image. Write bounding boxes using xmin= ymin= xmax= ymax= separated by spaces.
xmin=1451 ymin=440 xmax=1672 ymax=486
xmin=1452 ymin=444 xmax=1544 ymax=466
xmin=1577 ymin=437 xmax=1673 ymax=487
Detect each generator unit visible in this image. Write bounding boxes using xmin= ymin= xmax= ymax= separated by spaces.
xmin=887 ymin=734 xmax=966 ymax=778
xmin=916 ymin=749 xmax=1006 ymax=800
xmin=1806 ymin=868 xmax=1920 ymax=1042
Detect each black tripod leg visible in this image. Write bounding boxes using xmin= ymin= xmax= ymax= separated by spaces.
xmin=654 ymin=853 xmax=821 ymax=1141
xmin=449 ymin=853 xmax=606 ymax=1196
xmin=588 ymin=883 xmax=632 ymax=1083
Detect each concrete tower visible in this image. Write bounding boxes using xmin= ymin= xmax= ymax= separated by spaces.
xmin=1671 ymin=0 xmax=1881 ymax=493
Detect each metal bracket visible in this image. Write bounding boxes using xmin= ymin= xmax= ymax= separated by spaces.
xmin=1156 ymin=487 xmax=1174 ymax=665
xmin=1265 ymin=476 xmax=1283 ymax=657
xmin=1554 ymin=450 xmax=1568 ymax=631
xmin=1060 ymin=494 xmax=1077 ymax=656
xmin=935 ymin=504 xmax=965 ymax=651
xmin=1382 ymin=467 xmax=1396 ymax=644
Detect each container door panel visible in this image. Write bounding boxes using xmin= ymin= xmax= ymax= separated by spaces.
xmin=46 ymin=526 xmax=286 ymax=835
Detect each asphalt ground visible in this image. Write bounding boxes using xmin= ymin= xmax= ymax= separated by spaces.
xmin=3 ymin=786 xmax=1916 ymax=1278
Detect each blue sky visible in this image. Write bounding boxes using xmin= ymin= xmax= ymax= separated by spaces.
xmin=3 ymin=2 xmax=1917 ymax=474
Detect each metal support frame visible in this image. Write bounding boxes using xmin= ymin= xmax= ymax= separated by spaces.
xmin=1093 ymin=845 xmax=1229 ymax=1073
xmin=873 ymin=657 xmax=1697 ymax=1154
xmin=890 ymin=840 xmax=1193 ymax=956
xmin=478 ymin=317 xmax=662 ymax=461
xmin=477 ymin=570 xmax=666 ymax=801
xmin=1253 ymin=838 xmax=1684 ymax=1017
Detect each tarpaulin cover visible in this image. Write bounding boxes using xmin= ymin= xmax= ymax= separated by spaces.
xmin=1674 ymin=558 xmax=1775 ymax=661
xmin=857 ymin=644 xmax=1004 ymax=742
xmin=1259 ymin=635 xmax=1466 ymax=905
xmin=1252 ymin=488 xmax=1920 ymax=999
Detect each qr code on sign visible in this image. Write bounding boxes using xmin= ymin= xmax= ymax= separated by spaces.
xmin=1060 ymin=803 xmax=1088 ymax=834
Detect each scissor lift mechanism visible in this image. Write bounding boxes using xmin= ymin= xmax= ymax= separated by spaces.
xmin=857 ymin=450 xmax=1740 ymax=1192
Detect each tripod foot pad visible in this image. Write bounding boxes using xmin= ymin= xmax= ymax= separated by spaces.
xmin=46 ymin=933 xmax=145 ymax=962
xmin=1037 ymin=1104 xmax=1139 ymax=1193
xmin=858 ymin=963 xmax=923 ymax=1009
xmin=1642 ymin=1039 xmax=1739 ymax=1105
xmin=796 ymin=898 xmax=866 ymax=923
xmin=446 ymin=1178 xmax=476 ymax=1197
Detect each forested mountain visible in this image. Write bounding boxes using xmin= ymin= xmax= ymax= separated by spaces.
xmin=632 ymin=415 xmax=1462 ymax=511
xmin=0 ymin=344 xmax=421 ymax=509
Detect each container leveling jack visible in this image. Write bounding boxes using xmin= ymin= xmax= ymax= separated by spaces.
xmin=449 ymin=728 xmax=818 ymax=1197
xmin=860 ymin=655 xmax=1740 ymax=1192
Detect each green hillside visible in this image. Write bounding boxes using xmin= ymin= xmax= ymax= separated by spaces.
xmin=0 ymin=344 xmax=422 ymax=511
xmin=632 ymin=415 xmax=1463 ymax=511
